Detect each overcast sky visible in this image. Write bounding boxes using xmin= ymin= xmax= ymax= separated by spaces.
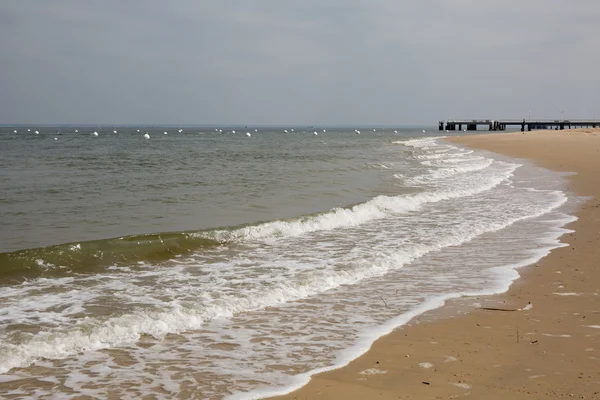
xmin=1 ymin=1 xmax=599 ymax=125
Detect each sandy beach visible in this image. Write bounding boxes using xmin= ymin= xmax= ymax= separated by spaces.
xmin=273 ymin=129 xmax=600 ymax=400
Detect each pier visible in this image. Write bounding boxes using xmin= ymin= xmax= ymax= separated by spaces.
xmin=438 ymin=119 xmax=600 ymax=132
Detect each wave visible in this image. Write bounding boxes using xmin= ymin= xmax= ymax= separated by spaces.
xmin=195 ymin=161 xmax=516 ymax=242
xmin=0 ymin=233 xmax=221 ymax=281
xmin=1 ymin=166 xmax=517 ymax=282
xmin=404 ymin=158 xmax=495 ymax=184
xmin=0 ymin=186 xmax=569 ymax=374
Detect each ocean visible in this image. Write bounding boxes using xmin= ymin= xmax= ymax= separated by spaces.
xmin=0 ymin=126 xmax=576 ymax=399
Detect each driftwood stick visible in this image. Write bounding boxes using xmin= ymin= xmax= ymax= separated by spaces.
xmin=380 ymin=297 xmax=388 ymax=308
xmin=481 ymin=307 xmax=518 ymax=312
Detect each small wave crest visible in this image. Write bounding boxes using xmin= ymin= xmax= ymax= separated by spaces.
xmin=0 ymin=233 xmax=221 ymax=281
xmin=196 ymin=162 xmax=516 ymax=243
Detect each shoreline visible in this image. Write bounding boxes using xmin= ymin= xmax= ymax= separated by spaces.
xmin=270 ymin=129 xmax=600 ymax=399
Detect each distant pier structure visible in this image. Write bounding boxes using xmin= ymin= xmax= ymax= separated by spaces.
xmin=439 ymin=119 xmax=600 ymax=132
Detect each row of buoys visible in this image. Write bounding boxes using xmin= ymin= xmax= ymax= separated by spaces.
xmin=9 ymin=127 xmax=429 ymax=135
xmin=10 ymin=128 xmax=430 ymax=140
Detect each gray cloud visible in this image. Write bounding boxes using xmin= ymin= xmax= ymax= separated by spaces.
xmin=1 ymin=1 xmax=599 ymax=125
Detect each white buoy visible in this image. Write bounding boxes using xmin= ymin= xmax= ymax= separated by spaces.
xmin=92 ymin=131 xmax=98 ymax=136
xmin=313 ymin=131 xmax=318 ymax=136
xmin=144 ymin=133 xmax=150 ymax=139
xmin=246 ymin=132 xmax=251 ymax=137
xmin=54 ymin=137 xmax=58 ymax=140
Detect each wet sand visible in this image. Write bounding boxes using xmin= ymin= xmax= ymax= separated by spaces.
xmin=273 ymin=129 xmax=600 ymax=399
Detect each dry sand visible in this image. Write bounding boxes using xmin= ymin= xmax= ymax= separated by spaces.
xmin=272 ymin=129 xmax=600 ymax=400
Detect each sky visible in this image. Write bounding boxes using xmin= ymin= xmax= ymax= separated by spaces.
xmin=1 ymin=0 xmax=600 ymax=125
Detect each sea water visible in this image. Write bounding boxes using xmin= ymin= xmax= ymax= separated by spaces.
xmin=0 ymin=127 xmax=576 ymax=399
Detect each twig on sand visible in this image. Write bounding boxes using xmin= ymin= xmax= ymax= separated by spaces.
xmin=380 ymin=297 xmax=388 ymax=308
xmin=481 ymin=307 xmax=518 ymax=312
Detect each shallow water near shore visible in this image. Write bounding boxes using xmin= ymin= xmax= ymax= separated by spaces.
xmin=0 ymin=127 xmax=577 ymax=399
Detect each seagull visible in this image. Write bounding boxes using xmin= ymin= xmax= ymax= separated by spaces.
xmin=323 ymin=129 xmax=326 ymax=133
xmin=92 ymin=131 xmax=98 ymax=136
xmin=291 ymin=129 xmax=294 ymax=132
xmin=13 ymin=130 xmax=17 ymax=133
xmin=164 ymin=131 xmax=168 ymax=135
xmin=356 ymin=130 xmax=361 ymax=134
xmin=422 ymin=130 xmax=426 ymax=133
xmin=75 ymin=129 xmax=78 ymax=133
xmin=178 ymin=129 xmax=183 ymax=133
xmin=313 ymin=131 xmax=318 ymax=136
xmin=27 ymin=129 xmax=31 ymax=132
xmin=114 ymin=130 xmax=117 ymax=133
xmin=137 ymin=129 xmax=140 ymax=132
xmin=246 ymin=132 xmax=251 ymax=137
xmin=255 ymin=129 xmax=258 ymax=132
xmin=284 ymin=130 xmax=288 ymax=133
xmin=394 ymin=130 xmax=398 ymax=134
xmin=35 ymin=130 xmax=39 ymax=134
xmin=144 ymin=133 xmax=150 ymax=139
xmin=54 ymin=137 xmax=58 ymax=140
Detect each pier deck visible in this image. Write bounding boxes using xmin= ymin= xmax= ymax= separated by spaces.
xmin=439 ymin=119 xmax=600 ymax=132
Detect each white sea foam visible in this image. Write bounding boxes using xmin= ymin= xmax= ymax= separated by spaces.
xmin=404 ymin=158 xmax=494 ymax=184
xmin=359 ymin=368 xmax=387 ymax=375
xmin=451 ymin=382 xmax=472 ymax=389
